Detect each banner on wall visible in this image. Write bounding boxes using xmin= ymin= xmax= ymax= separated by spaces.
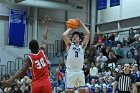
xmin=9 ymin=9 xmax=26 ymax=47
xmin=110 ymin=0 xmax=120 ymax=7
xmin=97 ymin=0 xmax=107 ymax=10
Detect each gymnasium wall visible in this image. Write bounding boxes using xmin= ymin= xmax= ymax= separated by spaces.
xmin=0 ymin=0 xmax=91 ymax=65
xmin=97 ymin=0 xmax=140 ymax=32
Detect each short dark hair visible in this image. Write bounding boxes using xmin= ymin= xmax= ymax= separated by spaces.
xmin=72 ymin=31 xmax=83 ymax=40
xmin=29 ymin=40 xmax=39 ymax=53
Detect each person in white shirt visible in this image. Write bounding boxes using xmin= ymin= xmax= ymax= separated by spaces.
xmin=89 ymin=63 xmax=98 ymax=81
xmin=96 ymin=51 xmax=108 ymax=71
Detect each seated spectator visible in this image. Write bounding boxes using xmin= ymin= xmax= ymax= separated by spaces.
xmin=103 ymin=84 xmax=108 ymax=93
xmin=117 ymin=64 xmax=123 ymax=73
xmin=106 ymin=47 xmax=117 ymax=68
xmin=86 ymin=79 xmax=96 ymax=93
xmin=89 ymin=63 xmax=98 ymax=81
xmin=128 ymin=28 xmax=135 ymax=45
xmin=103 ymin=36 xmax=109 ymax=46
xmin=132 ymin=37 xmax=140 ymax=51
xmin=55 ymin=75 xmax=65 ymax=93
xmin=97 ymin=35 xmax=103 ymax=51
xmin=84 ymin=58 xmax=91 ymax=69
xmin=112 ymin=69 xmax=118 ymax=80
xmin=12 ymin=83 xmax=22 ymax=93
xmin=96 ymin=51 xmax=108 ymax=71
xmin=59 ymin=61 xmax=66 ymax=74
xmin=115 ymin=44 xmax=124 ymax=59
xmin=131 ymin=65 xmax=139 ymax=82
xmin=108 ymin=33 xmax=115 ymax=47
xmin=115 ymin=32 xmax=122 ymax=45
xmin=104 ymin=66 xmax=111 ymax=77
xmin=83 ymin=64 xmax=89 ymax=83
xmin=133 ymin=49 xmax=140 ymax=70
xmin=89 ymin=44 xmax=97 ymax=63
xmin=55 ymin=68 xmax=63 ymax=81
xmin=107 ymin=76 xmax=113 ymax=93
xmin=98 ymin=77 xmax=106 ymax=92
xmin=94 ymin=84 xmax=100 ymax=93
xmin=20 ymin=82 xmax=30 ymax=93
xmin=100 ymin=43 xmax=108 ymax=57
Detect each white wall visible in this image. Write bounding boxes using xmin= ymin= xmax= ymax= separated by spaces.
xmin=97 ymin=0 xmax=140 ymax=32
xmin=98 ymin=0 xmax=140 ymax=24
xmin=0 ymin=45 xmax=30 ymax=65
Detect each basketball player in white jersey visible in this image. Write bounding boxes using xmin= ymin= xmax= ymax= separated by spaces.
xmin=62 ymin=18 xmax=90 ymax=93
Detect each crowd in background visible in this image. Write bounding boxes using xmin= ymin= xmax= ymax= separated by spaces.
xmin=1 ymin=28 xmax=140 ymax=93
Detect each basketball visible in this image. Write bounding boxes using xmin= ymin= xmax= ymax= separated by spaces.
xmin=66 ymin=19 xmax=78 ymax=29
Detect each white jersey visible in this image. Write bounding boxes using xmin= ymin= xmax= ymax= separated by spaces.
xmin=66 ymin=43 xmax=84 ymax=69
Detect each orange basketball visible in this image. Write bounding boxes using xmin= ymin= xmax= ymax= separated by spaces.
xmin=66 ymin=19 xmax=78 ymax=29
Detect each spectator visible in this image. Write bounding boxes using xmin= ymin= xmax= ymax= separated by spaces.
xmin=117 ymin=64 xmax=123 ymax=74
xmin=94 ymin=84 xmax=100 ymax=93
xmin=128 ymin=28 xmax=135 ymax=45
xmin=132 ymin=36 xmax=140 ymax=51
xmin=103 ymin=84 xmax=108 ymax=93
xmin=115 ymin=44 xmax=124 ymax=59
xmin=106 ymin=47 xmax=117 ymax=69
xmin=133 ymin=49 xmax=140 ymax=70
xmin=12 ymin=83 xmax=22 ymax=93
xmin=100 ymin=43 xmax=108 ymax=57
xmin=89 ymin=44 xmax=97 ymax=63
xmin=89 ymin=63 xmax=98 ymax=81
xmin=107 ymin=76 xmax=113 ymax=93
xmin=55 ymin=75 xmax=65 ymax=93
xmin=55 ymin=68 xmax=62 ymax=81
xmin=103 ymin=36 xmax=109 ymax=46
xmin=84 ymin=58 xmax=91 ymax=69
xmin=108 ymin=33 xmax=115 ymax=47
xmin=112 ymin=69 xmax=118 ymax=79
xmin=104 ymin=66 xmax=111 ymax=77
xmin=115 ymin=32 xmax=122 ymax=47
xmin=131 ymin=65 xmax=139 ymax=82
xmin=97 ymin=35 xmax=103 ymax=51
xmin=83 ymin=64 xmax=89 ymax=83
xmin=96 ymin=51 xmax=108 ymax=71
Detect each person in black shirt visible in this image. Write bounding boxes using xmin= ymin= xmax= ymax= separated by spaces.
xmin=112 ymin=63 xmax=136 ymax=93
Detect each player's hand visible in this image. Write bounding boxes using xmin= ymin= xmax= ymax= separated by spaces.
xmin=75 ymin=18 xmax=83 ymax=26
xmin=67 ymin=28 xmax=74 ymax=32
xmin=76 ymin=18 xmax=82 ymax=25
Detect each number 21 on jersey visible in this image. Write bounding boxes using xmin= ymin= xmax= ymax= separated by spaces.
xmin=35 ymin=58 xmax=46 ymax=69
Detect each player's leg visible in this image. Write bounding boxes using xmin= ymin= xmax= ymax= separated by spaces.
xmin=65 ymin=71 xmax=75 ymax=93
xmin=31 ymin=86 xmax=41 ymax=93
xmin=77 ymin=70 xmax=89 ymax=93
xmin=42 ymin=84 xmax=52 ymax=93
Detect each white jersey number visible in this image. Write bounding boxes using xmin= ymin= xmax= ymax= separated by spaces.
xmin=35 ymin=58 xmax=46 ymax=69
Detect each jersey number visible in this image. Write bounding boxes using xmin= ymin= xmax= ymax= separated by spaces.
xmin=75 ymin=51 xmax=78 ymax=57
xmin=35 ymin=58 xmax=46 ymax=69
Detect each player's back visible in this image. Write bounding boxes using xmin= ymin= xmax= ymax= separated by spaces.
xmin=28 ymin=50 xmax=50 ymax=87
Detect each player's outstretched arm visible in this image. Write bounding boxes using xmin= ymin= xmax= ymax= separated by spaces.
xmin=62 ymin=28 xmax=73 ymax=46
xmin=76 ymin=18 xmax=90 ymax=48
xmin=1 ymin=57 xmax=31 ymax=86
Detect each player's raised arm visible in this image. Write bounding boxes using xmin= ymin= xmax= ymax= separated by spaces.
xmin=76 ymin=18 xmax=90 ymax=48
xmin=42 ymin=15 xmax=50 ymax=45
xmin=62 ymin=28 xmax=73 ymax=46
